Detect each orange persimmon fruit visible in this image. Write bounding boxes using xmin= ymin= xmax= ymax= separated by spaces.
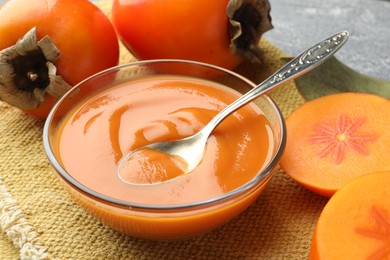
xmin=111 ymin=0 xmax=273 ymax=71
xmin=280 ymin=92 xmax=390 ymax=197
xmin=0 ymin=0 xmax=119 ymax=119
xmin=310 ymin=170 xmax=390 ymax=259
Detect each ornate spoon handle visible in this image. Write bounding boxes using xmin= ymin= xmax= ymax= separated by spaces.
xmin=203 ymin=31 xmax=350 ymax=134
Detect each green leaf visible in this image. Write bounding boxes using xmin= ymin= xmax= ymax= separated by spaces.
xmin=281 ymin=56 xmax=390 ymax=100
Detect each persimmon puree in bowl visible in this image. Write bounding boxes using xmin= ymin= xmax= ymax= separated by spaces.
xmin=43 ymin=60 xmax=286 ymax=240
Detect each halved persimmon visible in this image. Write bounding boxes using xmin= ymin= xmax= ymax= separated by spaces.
xmin=310 ymin=170 xmax=390 ymax=259
xmin=280 ymin=92 xmax=390 ymax=197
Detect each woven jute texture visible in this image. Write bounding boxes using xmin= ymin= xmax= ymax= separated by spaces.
xmin=0 ymin=1 xmax=329 ymax=259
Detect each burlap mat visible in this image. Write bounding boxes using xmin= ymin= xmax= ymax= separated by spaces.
xmin=0 ymin=1 xmax=329 ymax=259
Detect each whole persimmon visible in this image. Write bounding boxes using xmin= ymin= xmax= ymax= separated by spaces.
xmin=111 ymin=0 xmax=272 ymax=71
xmin=0 ymin=0 xmax=119 ymax=118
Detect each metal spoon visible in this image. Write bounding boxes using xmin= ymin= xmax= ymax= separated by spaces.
xmin=118 ymin=31 xmax=349 ymax=185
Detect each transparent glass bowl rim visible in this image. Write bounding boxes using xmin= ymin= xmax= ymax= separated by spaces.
xmin=43 ymin=59 xmax=287 ymax=211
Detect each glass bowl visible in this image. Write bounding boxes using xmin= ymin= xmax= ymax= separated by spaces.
xmin=43 ymin=59 xmax=286 ymax=240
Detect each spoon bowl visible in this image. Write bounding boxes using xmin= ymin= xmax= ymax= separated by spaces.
xmin=118 ymin=31 xmax=350 ymax=185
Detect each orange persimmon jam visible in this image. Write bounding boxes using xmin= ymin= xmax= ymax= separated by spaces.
xmin=57 ymin=75 xmax=274 ymax=204
xmin=50 ymin=73 xmax=280 ymax=240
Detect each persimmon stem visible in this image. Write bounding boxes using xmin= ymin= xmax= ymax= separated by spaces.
xmin=0 ymin=27 xmax=71 ymax=109
xmin=227 ymin=0 xmax=273 ymax=62
xmin=27 ymin=72 xmax=39 ymax=82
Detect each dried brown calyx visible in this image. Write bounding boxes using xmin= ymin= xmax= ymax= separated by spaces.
xmin=227 ymin=0 xmax=273 ymax=63
xmin=0 ymin=27 xmax=71 ymax=110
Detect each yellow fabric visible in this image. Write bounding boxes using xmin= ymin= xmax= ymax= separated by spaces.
xmin=0 ymin=1 xmax=329 ymax=259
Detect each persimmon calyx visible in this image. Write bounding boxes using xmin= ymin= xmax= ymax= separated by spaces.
xmin=0 ymin=27 xmax=71 ymax=109
xmin=227 ymin=0 xmax=273 ymax=63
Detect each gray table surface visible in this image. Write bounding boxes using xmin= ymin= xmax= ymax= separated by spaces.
xmin=265 ymin=0 xmax=390 ymax=80
xmin=1 ymin=0 xmax=389 ymax=80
